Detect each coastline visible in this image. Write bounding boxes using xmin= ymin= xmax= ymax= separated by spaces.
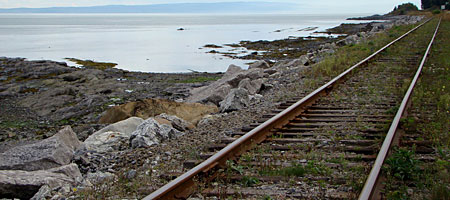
xmin=0 ymin=13 xmax=426 ymax=199
xmin=0 ymin=13 xmax=424 ymax=153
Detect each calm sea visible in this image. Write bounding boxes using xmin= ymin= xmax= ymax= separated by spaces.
xmin=0 ymin=14 xmax=366 ymax=72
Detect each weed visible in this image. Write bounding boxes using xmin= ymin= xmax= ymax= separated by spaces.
xmin=384 ymin=147 xmax=421 ymax=181
xmin=226 ymin=160 xmax=244 ymax=175
xmin=240 ymin=176 xmax=260 ymax=187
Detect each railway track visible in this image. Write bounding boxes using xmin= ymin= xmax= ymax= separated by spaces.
xmin=145 ymin=17 xmax=442 ymax=200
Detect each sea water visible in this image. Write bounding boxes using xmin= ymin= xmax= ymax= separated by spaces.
xmin=0 ymin=13 xmax=368 ymax=72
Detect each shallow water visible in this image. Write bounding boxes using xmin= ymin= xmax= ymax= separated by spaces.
xmin=0 ymin=13 xmax=369 ymax=72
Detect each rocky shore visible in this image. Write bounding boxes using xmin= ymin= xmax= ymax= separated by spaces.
xmin=0 ymin=14 xmax=424 ymax=199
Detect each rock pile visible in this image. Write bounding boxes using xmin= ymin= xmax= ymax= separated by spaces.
xmin=0 ymin=126 xmax=83 ymax=199
xmin=187 ymin=62 xmax=274 ymax=112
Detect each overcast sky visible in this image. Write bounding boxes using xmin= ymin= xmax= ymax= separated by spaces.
xmin=0 ymin=0 xmax=422 ymax=14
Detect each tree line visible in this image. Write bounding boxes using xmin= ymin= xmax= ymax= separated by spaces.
xmin=421 ymin=0 xmax=449 ymax=9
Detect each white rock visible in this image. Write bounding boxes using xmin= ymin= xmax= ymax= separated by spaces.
xmin=130 ymin=118 xmax=184 ymax=148
xmin=93 ymin=117 xmax=144 ymax=136
xmin=83 ymin=131 xmax=129 ymax=153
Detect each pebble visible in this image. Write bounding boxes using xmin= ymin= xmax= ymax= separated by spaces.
xmin=127 ymin=169 xmax=137 ymax=180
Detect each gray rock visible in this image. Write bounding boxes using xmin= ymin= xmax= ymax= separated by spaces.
xmin=62 ymin=75 xmax=81 ymax=82
xmin=227 ymin=74 xmax=247 ymax=88
xmin=246 ymin=68 xmax=267 ymax=80
xmin=0 ymin=126 xmax=81 ymax=171
xmin=297 ymin=55 xmax=310 ymax=66
xmin=130 ymin=118 xmax=184 ymax=148
xmin=263 ymin=68 xmax=278 ymax=75
xmin=86 ymin=171 xmax=116 ymax=184
xmin=204 ymin=84 xmax=232 ymax=105
xmin=47 ymin=163 xmax=83 ymax=181
xmin=0 ymin=165 xmax=80 ymax=199
xmin=30 ymin=185 xmax=51 ymax=200
xmin=157 ymin=113 xmax=195 ymax=131
xmin=319 ymin=48 xmax=335 ymax=55
xmin=50 ymin=194 xmax=62 ymax=200
xmin=248 ymin=60 xmax=270 ymax=69
xmin=224 ymin=64 xmax=245 ymax=75
xmin=81 ymin=117 xmax=144 ymax=153
xmin=344 ymin=35 xmax=359 ymax=45
xmin=126 ymin=169 xmax=137 ymax=180
xmin=219 ymin=88 xmax=250 ymax=113
xmin=249 ymin=94 xmax=264 ymax=102
xmin=82 ymin=131 xmax=129 ymax=153
xmin=197 ymin=114 xmax=217 ymax=127
xmin=238 ymin=78 xmax=263 ymax=95
xmin=58 ymin=184 xmax=71 ymax=195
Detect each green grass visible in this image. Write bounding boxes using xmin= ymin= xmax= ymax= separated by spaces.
xmin=259 ymin=161 xmax=331 ymax=177
xmin=0 ymin=120 xmax=33 ymax=129
xmin=382 ymin=14 xmax=450 ymax=199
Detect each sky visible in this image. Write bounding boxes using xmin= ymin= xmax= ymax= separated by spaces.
xmin=0 ymin=0 xmax=422 ymax=14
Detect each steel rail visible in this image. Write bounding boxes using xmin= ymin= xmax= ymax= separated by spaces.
xmin=359 ymin=17 xmax=442 ymax=200
xmin=144 ymin=18 xmax=432 ymax=200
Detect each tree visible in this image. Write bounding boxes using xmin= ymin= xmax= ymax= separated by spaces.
xmin=391 ymin=3 xmax=418 ymax=15
xmin=422 ymin=0 xmax=450 ymax=9
xmin=422 ymin=0 xmax=432 ymax=9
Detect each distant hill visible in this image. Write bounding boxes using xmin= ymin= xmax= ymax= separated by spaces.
xmin=0 ymin=2 xmax=301 ymax=13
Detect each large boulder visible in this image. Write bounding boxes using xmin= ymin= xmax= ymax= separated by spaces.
xmin=219 ymin=88 xmax=250 ymax=113
xmin=130 ymin=118 xmax=184 ymax=148
xmin=99 ymin=98 xmax=218 ymax=125
xmin=238 ymin=78 xmax=263 ymax=95
xmin=0 ymin=164 xmax=82 ymax=199
xmin=0 ymin=126 xmax=81 ymax=171
xmin=82 ymin=116 xmax=145 ymax=153
xmin=204 ymin=84 xmax=232 ymax=105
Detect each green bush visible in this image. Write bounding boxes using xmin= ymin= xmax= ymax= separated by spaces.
xmin=433 ymin=10 xmax=441 ymax=14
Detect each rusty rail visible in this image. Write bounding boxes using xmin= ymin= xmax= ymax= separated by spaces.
xmin=359 ymin=17 xmax=441 ymax=200
xmin=144 ymin=18 xmax=432 ymax=200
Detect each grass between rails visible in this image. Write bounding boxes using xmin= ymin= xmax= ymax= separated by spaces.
xmin=382 ymin=13 xmax=450 ymax=200
xmin=301 ymin=23 xmax=418 ymax=87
